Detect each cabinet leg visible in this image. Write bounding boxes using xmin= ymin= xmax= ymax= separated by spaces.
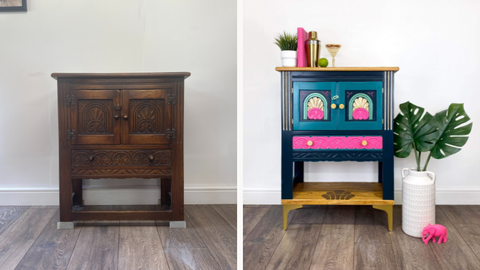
xmin=373 ymin=205 xmax=393 ymax=231
xmin=283 ymin=204 xmax=302 ymax=230
xmin=161 ymin=178 xmax=171 ymax=206
xmin=72 ymin=179 xmax=83 ymax=206
xmin=378 ymin=162 xmax=383 ymax=183
xmin=294 ymin=162 xmax=304 ymax=184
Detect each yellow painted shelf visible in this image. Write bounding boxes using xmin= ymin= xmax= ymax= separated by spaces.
xmin=281 ymin=182 xmax=394 ymax=206
xmin=275 ymin=67 xmax=399 ymax=72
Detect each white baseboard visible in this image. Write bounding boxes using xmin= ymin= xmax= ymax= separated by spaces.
xmin=244 ymin=188 xmax=480 ymax=205
xmin=0 ymin=186 xmax=237 ymax=205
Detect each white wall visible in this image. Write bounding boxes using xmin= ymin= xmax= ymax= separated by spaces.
xmin=243 ymin=0 xmax=480 ymax=204
xmin=0 ymin=0 xmax=237 ymax=205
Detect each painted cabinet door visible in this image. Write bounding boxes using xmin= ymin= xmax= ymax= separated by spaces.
xmin=70 ymin=90 xmax=121 ymax=144
xmin=121 ymin=90 xmax=172 ymax=144
xmin=338 ymin=82 xmax=383 ymax=130
xmin=293 ymin=82 xmax=337 ymax=130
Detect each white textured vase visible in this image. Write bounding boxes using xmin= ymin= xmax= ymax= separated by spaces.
xmin=402 ymin=168 xmax=436 ymax=238
xmin=281 ymin=50 xmax=297 ymax=67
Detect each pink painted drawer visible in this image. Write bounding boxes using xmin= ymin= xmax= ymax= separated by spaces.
xmin=293 ymin=136 xmax=383 ymax=150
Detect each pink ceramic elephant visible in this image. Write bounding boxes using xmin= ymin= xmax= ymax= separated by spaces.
xmin=422 ymin=224 xmax=447 ymax=245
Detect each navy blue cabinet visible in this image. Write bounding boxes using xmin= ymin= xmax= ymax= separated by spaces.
xmin=278 ymin=67 xmax=398 ymax=231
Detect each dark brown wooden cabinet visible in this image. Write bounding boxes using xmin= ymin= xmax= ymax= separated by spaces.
xmin=53 ymin=72 xmax=190 ymax=229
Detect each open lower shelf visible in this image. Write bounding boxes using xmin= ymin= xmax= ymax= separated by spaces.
xmin=281 ymin=182 xmax=394 ymax=205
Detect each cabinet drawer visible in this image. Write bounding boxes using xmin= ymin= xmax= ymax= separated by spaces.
xmin=293 ymin=136 xmax=382 ymax=150
xmin=71 ymin=149 xmax=172 ymax=178
xmin=72 ymin=149 xmax=172 ymax=167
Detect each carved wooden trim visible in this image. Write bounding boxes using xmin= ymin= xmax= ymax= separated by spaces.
xmin=72 ymin=150 xmax=172 ymax=166
xmin=71 ymin=168 xmax=172 ymax=177
xmin=293 ymin=151 xmax=383 ymax=161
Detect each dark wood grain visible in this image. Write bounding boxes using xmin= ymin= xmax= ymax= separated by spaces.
xmin=15 ymin=210 xmax=82 ymax=270
xmin=0 ymin=206 xmax=29 ymax=235
xmin=429 ymin=207 xmax=480 ymax=270
xmin=290 ymin=205 xmax=326 ymax=224
xmin=56 ymin=73 xmax=187 ymax=223
xmin=243 ymin=206 xmax=293 ymax=270
xmin=157 ymin=214 xmax=220 ymax=270
xmin=468 ymin=205 xmax=480 ymax=221
xmin=354 ymin=206 xmax=392 ymax=244
xmin=185 ymin=205 xmax=236 ymax=270
xmin=171 ymin=77 xmax=185 ymax=221
xmin=354 ymin=243 xmax=397 ymax=270
xmin=265 ymin=224 xmax=322 ymax=270
xmin=309 ymin=205 xmax=355 ymax=270
xmin=118 ymin=221 xmax=168 ymax=270
xmin=211 ymin=205 xmax=237 ymax=230
xmin=67 ymin=221 xmax=120 ymax=270
xmin=243 ymin=206 xmax=269 ymax=240
xmin=52 ymin=72 xmax=191 ymax=79
xmin=0 ymin=207 xmax=56 ymax=270
xmin=162 ymin=248 xmax=221 ymax=270
xmin=441 ymin=205 xmax=480 ymax=224
xmin=390 ymin=206 xmax=440 ymax=270
xmin=455 ymin=224 xmax=480 ymax=262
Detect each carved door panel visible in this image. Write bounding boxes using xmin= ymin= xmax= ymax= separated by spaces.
xmin=69 ymin=90 xmax=121 ymax=144
xmin=338 ymin=82 xmax=383 ymax=130
xmin=122 ymin=90 xmax=172 ymax=144
xmin=293 ymin=82 xmax=337 ymax=130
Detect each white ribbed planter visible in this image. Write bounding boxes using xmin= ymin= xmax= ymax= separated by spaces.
xmin=281 ymin=50 xmax=297 ymax=67
xmin=402 ymin=168 xmax=436 ymax=238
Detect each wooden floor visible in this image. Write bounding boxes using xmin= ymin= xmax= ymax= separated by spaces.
xmin=0 ymin=205 xmax=236 ymax=270
xmin=244 ymin=205 xmax=480 ymax=270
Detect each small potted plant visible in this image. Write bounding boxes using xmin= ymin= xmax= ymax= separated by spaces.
xmin=274 ymin=32 xmax=297 ymax=67
xmin=394 ymin=102 xmax=473 ymax=237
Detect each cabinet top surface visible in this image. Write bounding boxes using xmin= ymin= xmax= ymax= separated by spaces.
xmin=275 ymin=67 xmax=399 ymax=72
xmin=51 ymin=72 xmax=191 ymax=80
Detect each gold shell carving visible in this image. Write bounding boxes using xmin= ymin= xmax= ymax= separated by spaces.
xmin=353 ymin=97 xmax=369 ymax=111
xmin=307 ymin=97 xmax=324 ymax=111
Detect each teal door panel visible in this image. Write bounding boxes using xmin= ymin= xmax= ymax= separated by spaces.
xmin=293 ymin=82 xmax=337 ymax=130
xmin=338 ymin=82 xmax=383 ymax=130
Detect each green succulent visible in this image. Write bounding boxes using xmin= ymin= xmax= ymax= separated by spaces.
xmin=394 ymin=102 xmax=472 ymax=171
xmin=274 ymin=32 xmax=297 ymax=51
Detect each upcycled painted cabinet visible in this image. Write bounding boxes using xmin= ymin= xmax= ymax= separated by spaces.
xmin=53 ymin=72 xmax=190 ymax=229
xmin=277 ymin=67 xmax=398 ymax=230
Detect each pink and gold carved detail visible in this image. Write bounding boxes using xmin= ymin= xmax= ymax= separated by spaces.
xmin=352 ymin=97 xmax=369 ymax=120
xmin=293 ymin=136 xmax=383 ymax=150
xmin=307 ymin=97 xmax=324 ymax=120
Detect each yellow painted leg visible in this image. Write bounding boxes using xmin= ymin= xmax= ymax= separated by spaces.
xmin=283 ymin=205 xmax=302 ymax=230
xmin=373 ymin=205 xmax=393 ymax=231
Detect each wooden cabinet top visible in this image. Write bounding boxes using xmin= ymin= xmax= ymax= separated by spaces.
xmin=275 ymin=67 xmax=399 ymax=72
xmin=51 ymin=72 xmax=191 ymax=80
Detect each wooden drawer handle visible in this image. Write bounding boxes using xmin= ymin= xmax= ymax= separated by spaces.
xmin=123 ymin=115 xmax=129 ymax=120
xmin=114 ymin=114 xmax=119 ymax=120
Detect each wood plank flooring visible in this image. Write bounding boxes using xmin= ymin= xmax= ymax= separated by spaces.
xmin=0 ymin=205 xmax=236 ymax=270
xmin=244 ymin=205 xmax=480 ymax=270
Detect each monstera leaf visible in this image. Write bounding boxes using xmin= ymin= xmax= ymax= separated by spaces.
xmin=430 ymin=103 xmax=472 ymax=159
xmin=394 ymin=102 xmax=439 ymax=158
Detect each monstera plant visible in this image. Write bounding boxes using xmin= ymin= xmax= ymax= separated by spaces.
xmin=394 ymin=102 xmax=473 ymax=171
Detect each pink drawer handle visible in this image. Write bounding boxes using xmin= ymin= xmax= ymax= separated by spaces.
xmin=293 ymin=136 xmax=382 ymax=150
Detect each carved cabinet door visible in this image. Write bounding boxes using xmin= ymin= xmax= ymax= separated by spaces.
xmin=121 ymin=90 xmax=172 ymax=144
xmin=69 ymin=90 xmax=121 ymax=144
